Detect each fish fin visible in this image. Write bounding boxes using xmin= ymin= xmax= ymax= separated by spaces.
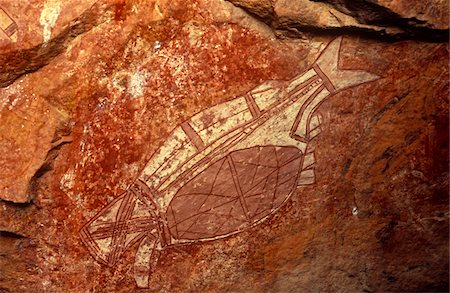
xmin=303 ymin=149 xmax=316 ymax=170
xmin=315 ymin=37 xmax=381 ymax=92
xmin=298 ymin=148 xmax=316 ymax=186
xmin=134 ymin=236 xmax=161 ymax=288
xmin=308 ymin=113 xmax=323 ymax=141
xmin=80 ymin=191 xmax=153 ymax=266
xmin=298 ymin=168 xmax=315 ymax=186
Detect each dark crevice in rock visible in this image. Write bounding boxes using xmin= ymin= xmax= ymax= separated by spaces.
xmin=342 ymin=158 xmax=352 ymax=175
xmin=0 ymin=230 xmax=27 ymax=239
xmin=26 ymin=150 xmax=58 ymax=203
xmin=370 ymin=91 xmax=410 ymax=123
xmin=375 ymin=219 xmax=398 ymax=244
xmin=274 ymin=24 xmax=447 ymax=42
xmin=0 ymin=198 xmax=34 ymax=207
xmin=314 ymin=0 xmax=449 ymax=42
xmin=1 ymin=121 xmax=74 ymax=204
xmin=26 ymin=127 xmax=73 ymax=202
xmin=225 ymin=0 xmax=449 ymax=42
xmin=0 ymin=1 xmax=114 ymax=88
xmin=314 ymin=0 xmax=432 ymax=28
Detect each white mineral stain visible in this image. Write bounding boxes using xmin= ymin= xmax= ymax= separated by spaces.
xmin=39 ymin=0 xmax=61 ymax=43
xmin=352 ymin=206 xmax=359 ymax=216
xmin=60 ymin=167 xmax=76 ymax=192
xmin=42 ymin=279 xmax=50 ymax=288
xmin=8 ymin=97 xmax=19 ymax=110
xmin=128 ymin=71 xmax=148 ymax=99
xmin=154 ymin=40 xmax=161 ymax=50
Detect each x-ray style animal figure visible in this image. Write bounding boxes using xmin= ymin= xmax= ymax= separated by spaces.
xmin=80 ymin=37 xmax=380 ymax=288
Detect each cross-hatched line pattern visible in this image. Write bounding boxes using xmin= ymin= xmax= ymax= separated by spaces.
xmin=166 ymin=146 xmax=302 ymax=240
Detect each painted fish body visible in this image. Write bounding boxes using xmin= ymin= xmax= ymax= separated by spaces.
xmin=80 ymin=37 xmax=379 ymax=288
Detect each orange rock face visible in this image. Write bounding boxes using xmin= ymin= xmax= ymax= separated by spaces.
xmin=0 ymin=0 xmax=448 ymax=292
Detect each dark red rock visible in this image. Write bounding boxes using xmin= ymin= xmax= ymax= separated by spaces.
xmin=0 ymin=0 xmax=448 ymax=292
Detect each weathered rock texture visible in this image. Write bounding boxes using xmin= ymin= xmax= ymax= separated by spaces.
xmin=0 ymin=0 xmax=448 ymax=292
xmin=228 ymin=0 xmax=449 ymax=40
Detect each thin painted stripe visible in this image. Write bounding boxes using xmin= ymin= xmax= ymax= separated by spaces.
xmin=290 ymin=84 xmax=327 ymax=142
xmin=286 ymin=74 xmax=320 ymax=99
xmin=226 ymin=155 xmax=251 ymax=222
xmin=181 ymin=121 xmax=205 ymax=151
xmin=4 ymin=22 xmax=17 ymax=37
xmin=245 ymin=93 xmax=261 ymax=118
xmin=313 ymin=64 xmax=336 ymax=93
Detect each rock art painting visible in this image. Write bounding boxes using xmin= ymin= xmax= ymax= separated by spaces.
xmin=0 ymin=6 xmax=17 ymax=42
xmin=80 ymin=37 xmax=380 ymax=288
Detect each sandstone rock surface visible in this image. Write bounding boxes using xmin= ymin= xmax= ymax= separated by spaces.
xmin=0 ymin=0 xmax=448 ymax=292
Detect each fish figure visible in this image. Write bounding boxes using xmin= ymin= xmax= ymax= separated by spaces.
xmin=80 ymin=37 xmax=380 ymax=288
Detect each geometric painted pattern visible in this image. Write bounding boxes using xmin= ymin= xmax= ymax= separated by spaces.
xmin=0 ymin=7 xmax=18 ymax=42
xmin=167 ymin=146 xmax=302 ymax=240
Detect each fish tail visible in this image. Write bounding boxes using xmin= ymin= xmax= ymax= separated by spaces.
xmin=314 ymin=37 xmax=380 ymax=93
xmin=133 ymin=236 xmax=161 ymax=288
xmin=79 ymin=186 xmax=158 ymax=267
